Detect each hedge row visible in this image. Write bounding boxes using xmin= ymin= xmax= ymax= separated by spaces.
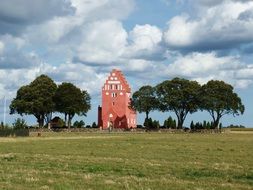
xmin=0 ymin=129 xmax=29 ymax=137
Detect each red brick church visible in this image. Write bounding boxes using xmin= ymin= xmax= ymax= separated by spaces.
xmin=98 ymin=69 xmax=137 ymax=129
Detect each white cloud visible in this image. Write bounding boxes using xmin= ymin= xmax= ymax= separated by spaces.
xmin=23 ymin=0 xmax=134 ymax=46
xmin=164 ymin=15 xmax=197 ymax=48
xmin=121 ymin=59 xmax=154 ymax=72
xmin=0 ymin=61 xmax=107 ymax=100
xmin=76 ymin=19 xmax=128 ymax=64
xmin=129 ymin=24 xmax=162 ymax=49
xmin=125 ymin=24 xmax=164 ymax=60
xmin=0 ymin=35 xmax=41 ymax=69
xmin=235 ymin=65 xmax=253 ymax=79
xmin=44 ymin=63 xmax=107 ymax=95
xmin=0 ymin=68 xmax=40 ymax=99
xmin=23 ymin=0 xmax=136 ymax=64
xmin=25 ymin=16 xmax=80 ymax=44
xmin=74 ymin=23 xmax=164 ymax=66
xmin=167 ymin=52 xmax=241 ymax=77
xmin=164 ymin=1 xmax=253 ymax=51
xmin=161 ymin=51 xmax=253 ymax=89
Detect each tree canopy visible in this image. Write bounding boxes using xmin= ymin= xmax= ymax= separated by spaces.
xmin=156 ymin=78 xmax=201 ymax=129
xmin=54 ymin=82 xmax=91 ymax=129
xmin=10 ymin=75 xmax=91 ymax=128
xmin=199 ymin=80 xmax=244 ymax=129
xmin=131 ymin=85 xmax=158 ymax=120
xmin=10 ymin=75 xmax=57 ymax=127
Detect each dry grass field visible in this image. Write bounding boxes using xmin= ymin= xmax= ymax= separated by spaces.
xmin=0 ymin=132 xmax=252 ymax=190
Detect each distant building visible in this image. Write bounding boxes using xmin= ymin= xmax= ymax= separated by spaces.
xmin=98 ymin=69 xmax=137 ymax=129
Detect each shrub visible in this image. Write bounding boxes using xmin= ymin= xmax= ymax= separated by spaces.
xmin=91 ymin=122 xmax=97 ymax=128
xmin=163 ymin=117 xmax=177 ymax=129
xmin=144 ymin=118 xmax=160 ymax=129
xmin=226 ymin=124 xmax=246 ymax=128
xmin=12 ymin=118 xmax=28 ymax=130
xmin=190 ymin=121 xmax=220 ymax=130
xmin=51 ymin=117 xmax=65 ymax=128
xmin=73 ymin=120 xmax=85 ymax=128
xmin=153 ymin=120 xmax=160 ymax=129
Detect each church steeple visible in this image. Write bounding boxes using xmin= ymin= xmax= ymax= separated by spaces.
xmin=98 ymin=69 xmax=137 ymax=129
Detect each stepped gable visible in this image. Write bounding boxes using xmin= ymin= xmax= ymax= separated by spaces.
xmin=113 ymin=69 xmax=131 ymax=92
xmin=103 ymin=69 xmax=131 ymax=92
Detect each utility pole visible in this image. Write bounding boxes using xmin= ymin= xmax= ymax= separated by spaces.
xmin=3 ymin=96 xmax=6 ymax=126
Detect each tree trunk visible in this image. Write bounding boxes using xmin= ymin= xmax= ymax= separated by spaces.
xmin=67 ymin=114 xmax=71 ymax=130
xmin=67 ymin=114 xmax=74 ymax=130
xmin=64 ymin=113 xmax=67 ymax=127
xmin=39 ymin=115 xmax=44 ymax=128
xmin=45 ymin=112 xmax=52 ymax=127
xmin=145 ymin=111 xmax=149 ymax=120
xmin=213 ymin=118 xmax=220 ymax=133
xmin=176 ymin=112 xmax=185 ymax=129
xmin=177 ymin=119 xmax=183 ymax=129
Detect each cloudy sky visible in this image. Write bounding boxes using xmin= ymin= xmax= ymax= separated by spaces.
xmin=0 ymin=0 xmax=253 ymax=127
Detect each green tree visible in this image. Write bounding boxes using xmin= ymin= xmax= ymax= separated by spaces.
xmin=163 ymin=116 xmax=175 ymax=128
xmin=163 ymin=119 xmax=168 ymax=128
xmin=156 ymin=78 xmax=201 ymax=129
xmin=206 ymin=122 xmax=211 ymax=129
xmin=131 ymin=85 xmax=158 ymax=120
xmin=54 ymin=83 xmax=91 ymax=129
xmin=143 ymin=117 xmax=154 ymax=128
xmin=153 ymin=120 xmax=160 ymax=129
xmin=172 ymin=119 xmax=177 ymax=129
xmin=73 ymin=120 xmax=85 ymax=128
xmin=91 ymin=122 xmax=97 ymax=128
xmin=203 ymin=120 xmax=206 ymax=129
xmin=12 ymin=118 xmax=28 ymax=129
xmin=200 ymin=80 xmax=244 ymax=129
xmin=190 ymin=121 xmax=195 ymax=130
xmin=10 ymin=75 xmax=57 ymax=127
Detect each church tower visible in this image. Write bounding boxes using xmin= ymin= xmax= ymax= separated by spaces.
xmin=98 ymin=69 xmax=137 ymax=129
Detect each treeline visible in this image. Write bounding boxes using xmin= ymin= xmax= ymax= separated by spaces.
xmin=131 ymin=78 xmax=245 ymax=129
xmin=139 ymin=117 xmax=222 ymax=130
xmin=9 ymin=75 xmax=91 ymax=129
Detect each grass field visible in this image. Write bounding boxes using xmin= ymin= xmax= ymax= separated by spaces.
xmin=0 ymin=132 xmax=252 ymax=190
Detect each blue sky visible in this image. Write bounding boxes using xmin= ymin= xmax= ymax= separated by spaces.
xmin=0 ymin=0 xmax=253 ymax=127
